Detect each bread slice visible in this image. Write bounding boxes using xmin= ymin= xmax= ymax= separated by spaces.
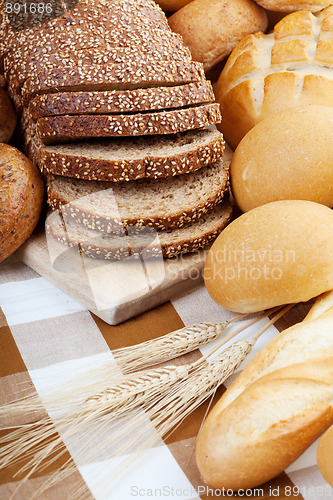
xmin=46 ymin=159 xmax=230 ymax=232
xmin=46 ymin=198 xmax=233 ymax=259
xmin=27 ymin=82 xmax=214 ymax=120
xmin=35 ymin=104 xmax=221 ymax=144
xmin=7 ymin=41 xmax=194 ymax=94
xmin=27 ymin=126 xmax=225 ymax=182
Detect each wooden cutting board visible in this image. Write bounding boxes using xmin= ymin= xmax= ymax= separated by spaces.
xmin=18 ymin=222 xmax=209 ymax=325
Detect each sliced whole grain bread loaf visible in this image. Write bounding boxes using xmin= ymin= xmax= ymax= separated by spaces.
xmin=35 ymin=104 xmax=221 ymax=144
xmin=46 ymin=158 xmax=229 ymax=232
xmin=46 ymin=198 xmax=233 ymax=259
xmin=27 ymin=127 xmax=225 ymax=181
xmin=27 ymin=82 xmax=215 ymax=119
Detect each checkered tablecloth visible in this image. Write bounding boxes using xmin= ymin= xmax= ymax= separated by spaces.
xmin=0 ymin=252 xmax=332 ymax=500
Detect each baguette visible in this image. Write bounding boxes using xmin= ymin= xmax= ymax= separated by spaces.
xmin=196 ymin=308 xmax=333 ymax=490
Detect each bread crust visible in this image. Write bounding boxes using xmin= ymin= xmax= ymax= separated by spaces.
xmin=0 ymin=144 xmax=44 ymax=263
xmin=27 ymin=82 xmax=214 ymax=120
xmin=317 ymin=424 xmax=333 ymax=486
xmin=215 ymin=7 xmax=333 ymax=149
xmin=35 ymin=104 xmax=221 ymax=144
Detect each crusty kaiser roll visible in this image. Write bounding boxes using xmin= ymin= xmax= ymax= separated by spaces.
xmin=0 ymin=144 xmax=44 ymax=263
xmin=215 ymin=7 xmax=333 ymax=149
xmin=317 ymin=424 xmax=333 ymax=487
xmin=230 ymin=106 xmax=333 ymax=212
xmin=196 ymin=308 xmax=333 ymax=490
xmin=0 ymin=88 xmax=16 ymax=143
xmin=168 ymin=0 xmax=267 ymax=72
xmin=204 ymin=200 xmax=333 ymax=313
xmin=155 ymin=0 xmax=193 ymax=11
xmin=255 ymin=0 xmax=332 ymax=11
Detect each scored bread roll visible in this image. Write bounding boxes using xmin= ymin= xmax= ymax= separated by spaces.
xmin=215 ymin=7 xmax=333 ymax=149
xmin=317 ymin=424 xmax=333 ymax=487
xmin=168 ymin=0 xmax=267 ymax=72
xmin=204 ymin=200 xmax=333 ymax=313
xmin=196 ymin=308 xmax=333 ymax=490
xmin=0 ymin=88 xmax=16 ymax=143
xmin=230 ymin=106 xmax=333 ymax=212
xmin=0 ymin=144 xmax=44 ymax=263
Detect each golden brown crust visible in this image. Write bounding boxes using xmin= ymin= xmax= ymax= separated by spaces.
xmin=0 ymin=144 xmax=44 ymax=263
xmin=0 ymin=88 xmax=16 ymax=143
xmin=196 ymin=356 xmax=333 ymax=490
xmin=215 ymin=7 xmax=333 ymax=149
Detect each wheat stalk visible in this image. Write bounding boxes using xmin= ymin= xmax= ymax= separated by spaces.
xmin=0 ymin=306 xmax=291 ymax=498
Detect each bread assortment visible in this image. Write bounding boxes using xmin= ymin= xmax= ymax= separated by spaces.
xmin=168 ymin=0 xmax=268 ymax=72
xmin=0 ymin=144 xmax=44 ymax=263
xmin=196 ymin=306 xmax=333 ymax=489
xmin=204 ymin=200 xmax=333 ymax=313
xmin=215 ymin=7 xmax=333 ymax=149
xmin=230 ymin=106 xmax=333 ymax=211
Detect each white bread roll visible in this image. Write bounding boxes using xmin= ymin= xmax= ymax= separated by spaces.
xmin=168 ymin=0 xmax=267 ymax=72
xmin=317 ymin=424 xmax=333 ymax=487
xmin=305 ymin=290 xmax=333 ymax=321
xmin=215 ymin=7 xmax=333 ymax=149
xmin=204 ymin=200 xmax=333 ymax=313
xmin=196 ymin=308 xmax=333 ymax=490
xmin=230 ymin=106 xmax=333 ymax=212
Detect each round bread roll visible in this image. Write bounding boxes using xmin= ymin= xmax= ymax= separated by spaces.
xmin=215 ymin=7 xmax=333 ymax=149
xmin=230 ymin=106 xmax=333 ymax=212
xmin=168 ymin=0 xmax=267 ymax=72
xmin=204 ymin=200 xmax=333 ymax=313
xmin=0 ymin=88 xmax=17 ymax=143
xmin=0 ymin=144 xmax=44 ymax=263
xmin=255 ymin=0 xmax=331 ymax=11
xmin=317 ymin=425 xmax=333 ymax=487
xmin=155 ymin=0 xmax=193 ymax=11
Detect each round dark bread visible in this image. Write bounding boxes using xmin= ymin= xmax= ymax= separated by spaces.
xmin=0 ymin=144 xmax=44 ymax=263
xmin=0 ymin=89 xmax=17 ymax=143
